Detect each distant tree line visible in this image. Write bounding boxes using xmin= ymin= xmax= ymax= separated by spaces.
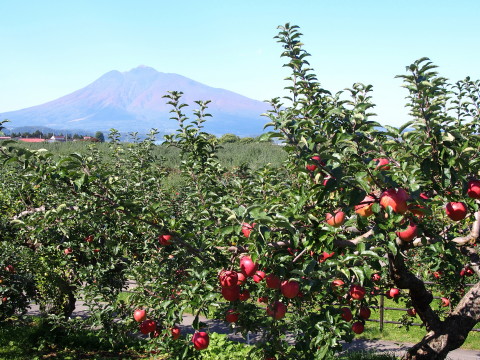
xmin=217 ymin=133 xmax=271 ymax=144
xmin=4 ymin=127 xmax=263 ymax=145
xmin=7 ymin=130 xmax=105 ymax=142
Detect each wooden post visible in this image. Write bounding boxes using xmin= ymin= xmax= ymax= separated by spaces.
xmin=379 ymin=293 xmax=385 ymax=332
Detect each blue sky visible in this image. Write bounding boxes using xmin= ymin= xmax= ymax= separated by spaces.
xmin=1 ymin=0 xmax=479 ymax=127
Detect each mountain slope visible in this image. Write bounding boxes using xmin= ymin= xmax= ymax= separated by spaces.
xmin=0 ymin=66 xmax=270 ymax=136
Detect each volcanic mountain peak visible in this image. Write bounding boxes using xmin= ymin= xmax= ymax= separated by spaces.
xmin=0 ymin=66 xmax=269 ymax=136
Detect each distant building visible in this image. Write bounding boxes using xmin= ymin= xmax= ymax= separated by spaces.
xmin=48 ymin=135 xmax=66 ymax=143
xmin=18 ymin=138 xmax=45 ymax=143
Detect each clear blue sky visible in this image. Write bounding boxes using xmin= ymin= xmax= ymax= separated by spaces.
xmin=1 ymin=0 xmax=479 ymax=127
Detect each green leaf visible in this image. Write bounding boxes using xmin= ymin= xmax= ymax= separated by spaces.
xmin=387 ymin=241 xmax=398 ymax=256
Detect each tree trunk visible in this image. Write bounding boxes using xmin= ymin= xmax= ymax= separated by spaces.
xmin=403 ymin=281 xmax=480 ymax=359
xmin=388 ymin=253 xmax=480 ymax=360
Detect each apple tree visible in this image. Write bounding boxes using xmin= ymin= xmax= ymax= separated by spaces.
xmin=1 ymin=23 xmax=480 ymax=360
xmin=257 ymin=24 xmax=480 ymax=360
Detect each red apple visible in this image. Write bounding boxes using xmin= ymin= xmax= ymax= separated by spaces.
xmin=237 ymin=272 xmax=247 ymax=285
xmin=349 ymin=285 xmax=366 ymax=301
xmin=380 ymin=188 xmax=409 ymax=214
xmin=306 ymin=155 xmax=322 ymax=172
xmin=139 ymin=319 xmax=157 ymax=335
xmin=371 ymin=273 xmax=381 ymax=282
xmin=326 ymin=211 xmax=346 ymax=227
xmin=85 ymin=235 xmax=94 ymax=243
xmin=241 ymin=223 xmax=256 ymax=238
xmin=240 ymin=256 xmax=258 ymax=277
xmin=467 ymin=180 xmax=480 ymax=199
xmin=445 ymin=202 xmax=467 ymax=221
xmin=281 ymin=280 xmax=300 ymax=298
xmin=192 ymin=331 xmax=209 ymax=350
xmin=318 ymin=251 xmax=335 ymax=263
xmin=225 ymin=309 xmax=239 ymax=323
xmin=265 ymin=274 xmax=281 ymax=289
xmin=341 ymin=307 xmax=353 ymax=322
xmin=239 ymin=289 xmax=250 ymax=301
xmin=64 ymin=248 xmax=73 ymax=255
xmin=466 ymin=267 xmax=475 ymax=276
xmin=373 ymin=158 xmax=390 ymax=170
xmin=253 ymin=270 xmax=266 ymax=283
xmin=258 ymin=296 xmax=268 ymax=303
xmin=355 ymin=195 xmax=376 ymax=217
xmin=133 ymin=309 xmax=147 ymax=322
xmin=221 ymin=285 xmax=240 ymax=301
xmin=266 ymin=301 xmax=287 ymax=320
xmin=433 ymin=271 xmax=442 ymax=279
xmin=352 ymin=321 xmax=364 ymax=334
xmin=396 ymin=221 xmax=418 ymax=242
xmin=5 ymin=265 xmax=14 ymax=272
xmin=158 ymin=234 xmax=173 ymax=245
xmin=420 ymin=192 xmax=430 ymax=200
xmin=441 ymin=297 xmax=450 ymax=307
xmin=386 ymin=288 xmax=400 ymax=299
xmin=407 ymin=308 xmax=417 ymax=317
xmin=359 ymin=307 xmax=371 ymax=320
xmin=171 ymin=326 xmax=181 ymax=340
xmin=331 ymin=279 xmax=345 ymax=288
xmin=322 ymin=175 xmax=335 ymax=186
xmin=219 ymin=270 xmax=238 ymax=288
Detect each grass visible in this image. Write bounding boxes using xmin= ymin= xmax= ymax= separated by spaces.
xmin=358 ymin=297 xmax=480 ymax=350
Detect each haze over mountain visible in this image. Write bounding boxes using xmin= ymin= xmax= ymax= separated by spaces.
xmin=0 ymin=66 xmax=271 ymax=136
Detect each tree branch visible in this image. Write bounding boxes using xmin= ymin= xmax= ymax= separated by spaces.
xmin=12 ymin=206 xmax=46 ymax=220
xmin=334 ymin=229 xmax=374 ymax=248
xmin=388 ymin=252 xmax=441 ymax=332
xmin=451 ymin=210 xmax=480 ymax=245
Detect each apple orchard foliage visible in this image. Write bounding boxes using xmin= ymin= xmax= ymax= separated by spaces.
xmin=1 ymin=24 xmax=480 ymax=359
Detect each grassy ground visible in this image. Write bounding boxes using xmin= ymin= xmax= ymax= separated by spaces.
xmin=359 ymin=297 xmax=480 ymax=350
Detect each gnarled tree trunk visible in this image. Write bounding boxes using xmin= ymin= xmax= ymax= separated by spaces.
xmin=388 ymin=253 xmax=480 ymax=360
xmin=403 ymin=282 xmax=480 ymax=359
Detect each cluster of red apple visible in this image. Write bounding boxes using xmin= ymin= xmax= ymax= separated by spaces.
xmin=439 ymin=183 xmax=479 ymax=222
xmin=340 ymin=284 xmax=370 ymax=334
xmin=132 ymin=309 xmax=189 ymax=346
xmin=460 ymin=266 xmax=475 ymax=277
xmin=320 ymin=157 xmax=480 ymax=244
xmin=331 ymin=273 xmax=407 ymax=334
xmin=220 ymin=255 xmax=303 ymax=324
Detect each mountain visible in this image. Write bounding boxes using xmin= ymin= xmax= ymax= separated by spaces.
xmin=0 ymin=66 xmax=271 ymax=136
